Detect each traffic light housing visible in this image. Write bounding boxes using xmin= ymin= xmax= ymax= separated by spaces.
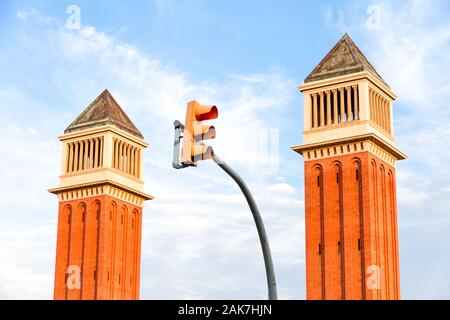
xmin=181 ymin=100 xmax=218 ymax=165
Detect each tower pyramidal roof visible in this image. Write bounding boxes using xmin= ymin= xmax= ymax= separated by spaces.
xmin=65 ymin=89 xmax=143 ymax=139
xmin=305 ymin=33 xmax=387 ymax=86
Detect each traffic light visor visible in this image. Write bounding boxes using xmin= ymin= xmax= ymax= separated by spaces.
xmin=195 ymin=105 xmax=218 ymax=121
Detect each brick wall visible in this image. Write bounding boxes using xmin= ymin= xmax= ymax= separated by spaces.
xmin=304 ymin=151 xmax=400 ymax=300
xmin=54 ymin=194 xmax=142 ymax=300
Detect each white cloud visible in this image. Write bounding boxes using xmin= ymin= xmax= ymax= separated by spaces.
xmin=0 ymin=220 xmax=56 ymax=299
xmin=267 ymin=183 xmax=298 ymax=195
xmin=17 ymin=9 xmax=54 ymax=25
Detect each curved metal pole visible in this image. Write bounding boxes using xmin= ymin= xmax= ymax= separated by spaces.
xmin=212 ymin=154 xmax=278 ymax=300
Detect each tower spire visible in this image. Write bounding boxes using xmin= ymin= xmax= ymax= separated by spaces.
xmin=65 ymin=89 xmax=143 ymax=138
xmin=305 ymin=33 xmax=386 ymax=85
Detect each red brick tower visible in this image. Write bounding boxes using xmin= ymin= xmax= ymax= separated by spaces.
xmin=292 ymin=34 xmax=406 ymax=300
xmin=49 ymin=90 xmax=153 ymax=300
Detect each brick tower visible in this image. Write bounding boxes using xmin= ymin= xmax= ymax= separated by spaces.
xmin=292 ymin=34 xmax=406 ymax=300
xmin=49 ymin=90 xmax=153 ymax=300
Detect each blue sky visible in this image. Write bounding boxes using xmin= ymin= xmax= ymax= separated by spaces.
xmin=0 ymin=0 xmax=450 ymax=299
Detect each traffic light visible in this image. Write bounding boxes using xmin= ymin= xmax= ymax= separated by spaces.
xmin=181 ymin=100 xmax=218 ymax=165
